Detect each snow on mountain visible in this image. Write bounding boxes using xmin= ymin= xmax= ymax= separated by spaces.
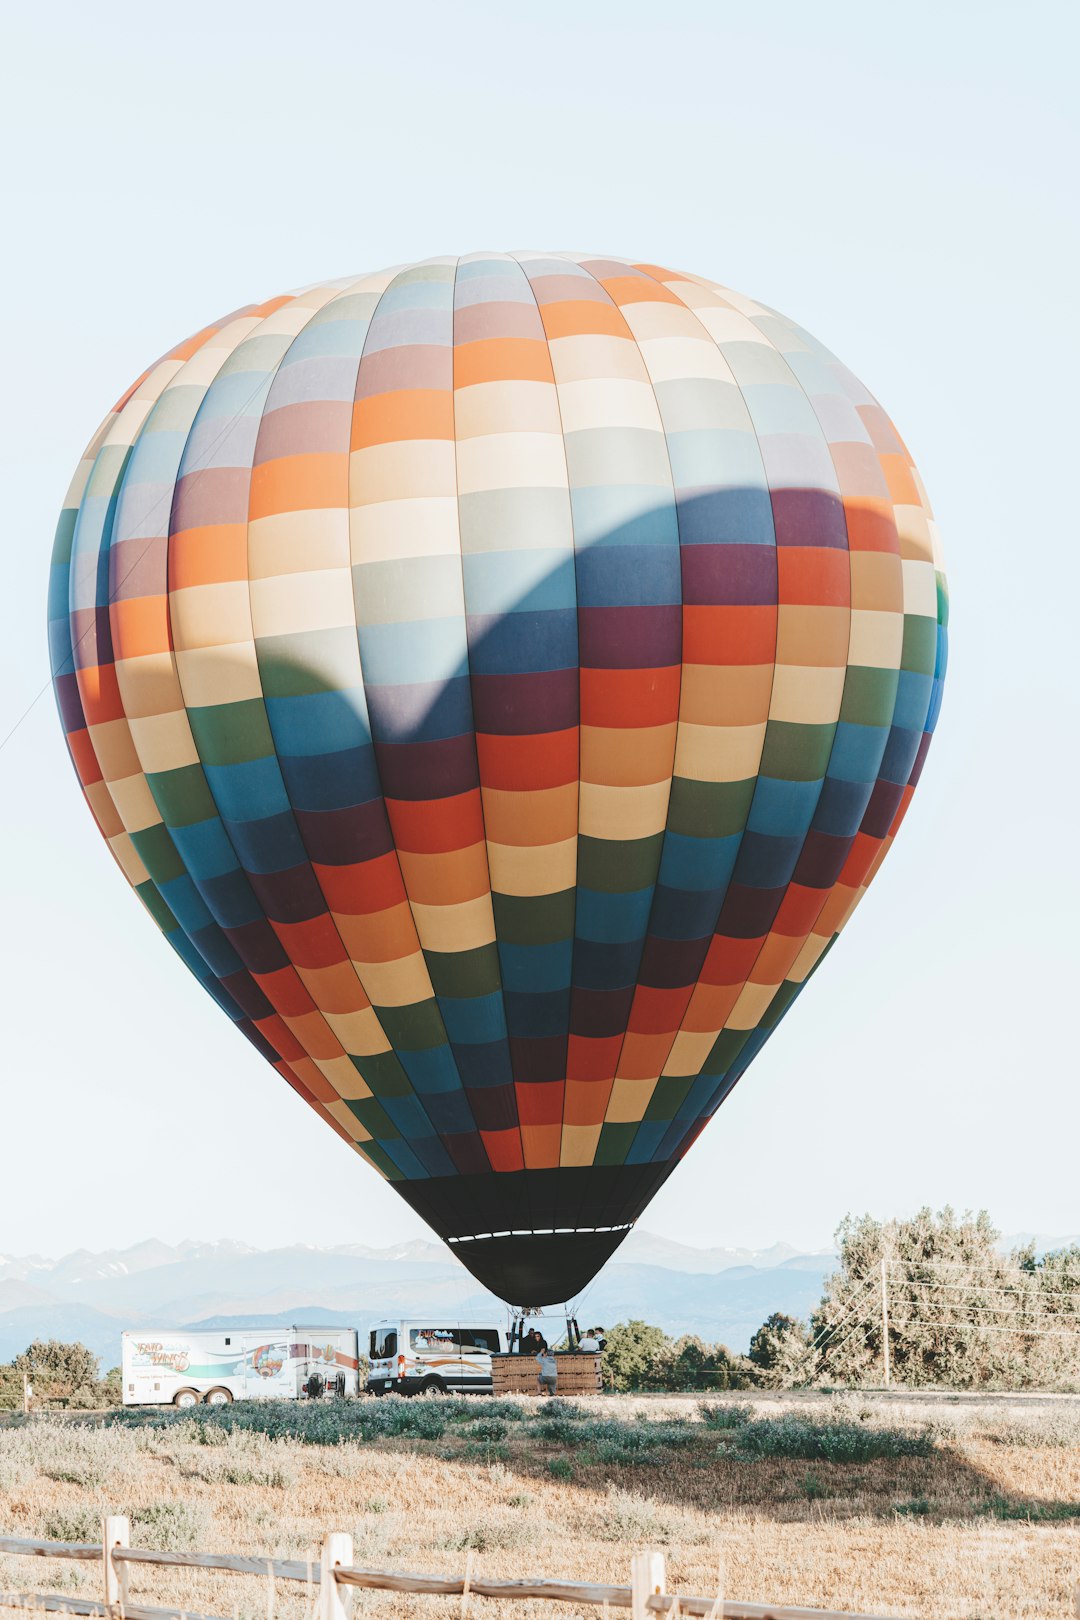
xmin=0 ymin=1253 xmax=53 ymax=1284
xmin=2 ymin=1230 xmax=1073 ymax=1374
xmin=0 ymin=1233 xmax=837 ymax=1369
xmin=618 ymin=1231 xmax=834 ymax=1273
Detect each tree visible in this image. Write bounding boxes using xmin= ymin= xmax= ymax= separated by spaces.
xmin=0 ymin=1363 xmax=23 ymax=1411
xmin=602 ymin=1320 xmax=671 ymax=1391
xmin=661 ymin=1334 xmax=757 ymax=1391
xmin=810 ymin=1209 xmax=1080 ymax=1390
xmin=97 ymin=1365 xmax=123 ymax=1407
xmin=601 ymin=1322 xmax=758 ymax=1391
xmin=747 ymin=1312 xmax=811 ymax=1386
xmin=14 ymin=1340 xmax=102 ymax=1408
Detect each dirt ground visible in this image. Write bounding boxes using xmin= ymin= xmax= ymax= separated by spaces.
xmin=0 ymin=1390 xmax=1077 ymax=1620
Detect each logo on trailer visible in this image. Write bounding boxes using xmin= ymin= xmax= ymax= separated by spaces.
xmin=132 ymin=1341 xmax=190 ymax=1373
xmin=251 ymin=1344 xmax=285 ymax=1379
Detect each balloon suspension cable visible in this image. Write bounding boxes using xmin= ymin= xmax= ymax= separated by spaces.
xmin=505 ymin=1303 xmax=582 ymax=1352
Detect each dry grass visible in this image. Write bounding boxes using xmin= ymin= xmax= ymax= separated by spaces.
xmin=0 ymin=1391 xmax=1077 ymax=1620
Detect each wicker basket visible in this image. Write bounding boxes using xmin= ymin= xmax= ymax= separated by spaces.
xmin=491 ymin=1352 xmax=602 ymax=1395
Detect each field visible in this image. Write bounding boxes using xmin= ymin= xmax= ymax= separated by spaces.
xmin=1 ymin=1391 xmax=1078 ymax=1620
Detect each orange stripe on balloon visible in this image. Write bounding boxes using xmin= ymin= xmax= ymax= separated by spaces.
xmin=78 ymin=663 xmax=126 ymax=726
xmin=249 ymin=453 xmax=345 ymax=519
xmin=475 ymin=728 xmax=578 ymax=790
xmin=314 ymin=853 xmax=406 ymax=916
xmin=600 ymin=275 xmax=682 ymax=306
xmin=777 ymin=548 xmax=850 ymax=606
xmin=453 ymin=338 xmax=554 ymax=389
xmin=271 ymin=913 xmax=350 ymax=970
xmin=386 ymin=789 xmax=486 ymax=855
xmin=481 ymin=1130 xmax=525 ymax=1173
xmin=538 ymin=300 xmax=628 ymax=341
xmin=351 ymin=389 xmax=454 ymax=449
xmin=683 ymin=605 xmax=776 ymax=666
xmin=111 ymin=594 xmax=171 ymax=659
xmin=566 ymin=1034 xmax=623 ymax=1083
xmin=167 ymin=525 xmax=251 ymax=589
xmin=579 ymin=666 xmax=680 ymax=728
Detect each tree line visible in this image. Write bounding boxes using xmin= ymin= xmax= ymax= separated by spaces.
xmin=604 ymin=1207 xmax=1080 ymax=1391
xmin=2 ymin=1208 xmax=1077 ymax=1406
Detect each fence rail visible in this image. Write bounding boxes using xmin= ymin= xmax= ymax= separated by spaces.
xmin=0 ymin=1523 xmax=903 ymax=1620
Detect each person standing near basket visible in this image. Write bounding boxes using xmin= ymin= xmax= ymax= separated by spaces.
xmin=536 ymin=1345 xmax=557 ymax=1396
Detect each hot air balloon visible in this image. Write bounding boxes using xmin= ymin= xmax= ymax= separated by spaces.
xmin=48 ymin=253 xmax=947 ymax=1306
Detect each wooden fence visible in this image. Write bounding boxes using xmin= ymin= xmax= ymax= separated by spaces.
xmin=0 ymin=1523 xmax=903 ymax=1620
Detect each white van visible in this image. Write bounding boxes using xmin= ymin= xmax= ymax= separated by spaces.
xmin=121 ymin=1326 xmax=360 ymax=1407
xmin=366 ymin=1320 xmax=503 ymax=1395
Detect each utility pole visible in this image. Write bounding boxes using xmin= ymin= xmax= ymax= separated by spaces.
xmin=880 ymin=1255 xmax=891 ymax=1388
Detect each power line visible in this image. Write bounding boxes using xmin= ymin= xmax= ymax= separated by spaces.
xmin=787 ymin=1271 xmax=880 ymax=1385
xmin=806 ymin=1272 xmax=879 ymax=1353
xmin=884 ymin=1256 xmax=1080 ymax=1282
xmin=897 ymin=1277 xmax=1080 ymax=1306
xmin=891 ymin=1299 xmax=1076 ymax=1322
xmin=815 ymin=1302 xmax=886 ymax=1365
xmin=892 ymin=1320 xmax=1080 ymax=1342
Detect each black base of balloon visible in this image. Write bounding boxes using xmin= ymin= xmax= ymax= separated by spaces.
xmin=447 ymin=1229 xmax=633 ymax=1305
xmin=392 ymin=1162 xmax=677 ymax=1305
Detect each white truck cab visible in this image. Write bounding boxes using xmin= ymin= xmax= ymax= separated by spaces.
xmin=366 ymin=1320 xmax=503 ymax=1395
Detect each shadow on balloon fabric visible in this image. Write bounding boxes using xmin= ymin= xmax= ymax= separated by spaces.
xmin=149 ymin=481 xmax=943 ymax=1305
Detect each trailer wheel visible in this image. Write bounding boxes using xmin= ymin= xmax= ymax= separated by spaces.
xmin=173 ymin=1389 xmax=200 ymax=1409
xmin=204 ymin=1386 xmax=234 ymax=1406
xmin=418 ymin=1376 xmax=445 ymax=1395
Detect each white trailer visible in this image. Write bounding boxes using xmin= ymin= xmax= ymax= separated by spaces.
xmin=121 ymin=1325 xmax=360 ymax=1408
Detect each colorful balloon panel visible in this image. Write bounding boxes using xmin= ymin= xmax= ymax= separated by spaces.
xmin=49 ymin=254 xmax=947 ymax=1304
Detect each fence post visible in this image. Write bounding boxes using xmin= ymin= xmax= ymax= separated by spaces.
xmin=880 ymin=1256 xmax=891 ymax=1389
xmin=102 ymin=1515 xmax=130 ymax=1613
xmin=631 ymin=1551 xmax=665 ymax=1620
xmin=319 ymin=1532 xmax=354 ymax=1620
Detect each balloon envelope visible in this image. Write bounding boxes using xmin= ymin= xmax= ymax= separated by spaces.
xmin=49 ymin=253 xmax=947 ymax=1304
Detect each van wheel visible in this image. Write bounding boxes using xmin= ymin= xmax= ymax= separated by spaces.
xmin=173 ymin=1389 xmax=200 ymax=1409
xmin=204 ymin=1387 xmax=233 ymax=1406
xmin=419 ymin=1376 xmax=445 ymax=1394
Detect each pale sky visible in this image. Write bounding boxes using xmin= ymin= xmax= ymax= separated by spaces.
xmin=1 ymin=0 xmax=1076 ymax=1261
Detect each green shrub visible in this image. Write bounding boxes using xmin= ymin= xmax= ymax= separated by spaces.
xmin=532 ymin=1404 xmax=584 ymax=1443
xmin=733 ymin=1412 xmax=934 ymax=1462
xmin=43 ymin=1464 xmax=103 ymax=1487
xmin=42 ymin=1508 xmax=100 ymax=1544
xmin=132 ymin=1501 xmax=210 ymax=1551
xmin=465 ymin=1416 xmax=508 ymax=1444
xmin=980 ymin=1493 xmax=1080 ymax=1522
xmin=699 ymin=1402 xmax=754 ymax=1430
xmin=109 ymin=1395 xmax=452 ymax=1446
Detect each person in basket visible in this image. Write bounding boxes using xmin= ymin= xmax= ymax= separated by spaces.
xmin=536 ymin=1346 xmax=558 ymax=1396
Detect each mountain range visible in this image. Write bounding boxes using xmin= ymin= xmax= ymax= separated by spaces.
xmin=2 ymin=1229 xmax=1073 ymax=1372
xmin=0 ymin=1232 xmax=837 ymax=1369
